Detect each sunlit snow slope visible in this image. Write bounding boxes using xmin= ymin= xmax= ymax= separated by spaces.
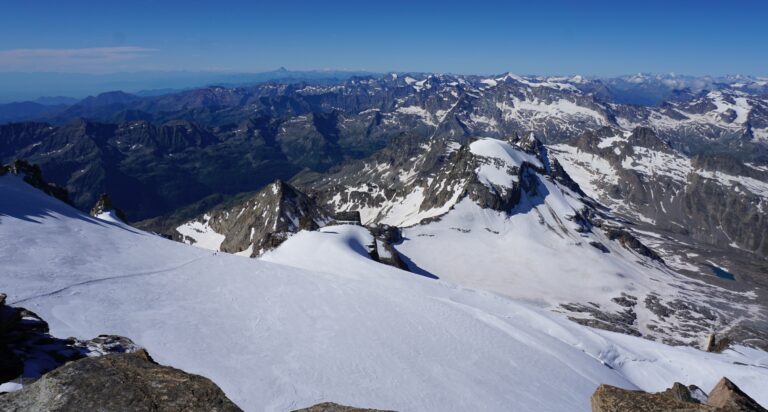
xmin=326 ymin=136 xmax=761 ymax=345
xmin=1 ymin=175 xmax=767 ymax=411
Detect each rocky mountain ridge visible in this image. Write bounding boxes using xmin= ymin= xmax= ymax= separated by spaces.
xmin=549 ymin=126 xmax=768 ymax=293
xmin=175 ymin=180 xmax=332 ymax=257
xmin=2 ymin=72 xmax=767 ymax=221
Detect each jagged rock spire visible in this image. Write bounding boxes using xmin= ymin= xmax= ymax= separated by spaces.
xmin=90 ymin=193 xmax=128 ymax=222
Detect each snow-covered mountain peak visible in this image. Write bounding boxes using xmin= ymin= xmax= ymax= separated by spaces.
xmin=469 ymin=137 xmax=547 ymax=199
xmin=493 ymin=72 xmax=581 ymax=92
xmin=470 ymin=137 xmax=544 ymax=169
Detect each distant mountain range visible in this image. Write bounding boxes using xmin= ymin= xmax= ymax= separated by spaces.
xmin=2 ymin=72 xmax=767 ymax=221
xmin=0 ymin=67 xmax=375 ymax=104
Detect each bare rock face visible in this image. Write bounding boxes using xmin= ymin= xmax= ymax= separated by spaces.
xmin=293 ymin=402 xmax=395 ymax=412
xmin=708 ymin=377 xmax=768 ymax=411
xmin=176 ymin=180 xmax=332 ymax=257
xmin=561 ymin=126 xmax=768 ymax=257
xmin=591 ymin=378 xmax=767 ymax=412
xmin=0 ymin=350 xmax=242 ymax=412
xmin=367 ymin=225 xmax=410 ymax=271
xmin=592 ymin=384 xmax=706 ymax=411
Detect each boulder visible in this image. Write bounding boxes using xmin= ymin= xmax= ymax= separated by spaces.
xmin=707 ymin=377 xmax=767 ymax=411
xmin=592 ymin=384 xmax=709 ymax=411
xmin=591 ymin=378 xmax=767 ymax=412
xmin=0 ymin=350 xmax=242 ymax=412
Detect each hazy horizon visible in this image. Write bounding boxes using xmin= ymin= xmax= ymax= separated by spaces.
xmin=1 ymin=68 xmax=766 ymax=104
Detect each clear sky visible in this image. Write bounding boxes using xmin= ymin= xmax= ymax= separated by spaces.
xmin=0 ymin=0 xmax=766 ymax=76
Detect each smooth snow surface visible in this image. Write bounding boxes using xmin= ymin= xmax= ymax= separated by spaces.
xmin=397 ymin=197 xmax=663 ymax=306
xmin=2 ymin=175 xmax=768 ymax=411
xmin=175 ymin=214 xmax=225 ymax=251
xmin=0 ymin=382 xmax=22 ymax=393
xmin=94 ymin=210 xmax=123 ymax=224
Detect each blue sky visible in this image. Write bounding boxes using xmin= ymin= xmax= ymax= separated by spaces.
xmin=0 ymin=0 xmax=766 ymax=76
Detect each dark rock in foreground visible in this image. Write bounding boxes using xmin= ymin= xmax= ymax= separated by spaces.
xmin=0 ymin=350 xmax=242 ymax=412
xmin=0 ymin=292 xmax=140 ymax=386
xmin=591 ymin=377 xmax=767 ymax=411
xmin=1 ymin=293 xmax=240 ymax=411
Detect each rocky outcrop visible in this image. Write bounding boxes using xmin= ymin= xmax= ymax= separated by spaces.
xmin=708 ymin=377 xmax=767 ymax=411
xmin=175 ymin=180 xmax=331 ymax=257
xmin=591 ymin=378 xmax=766 ymax=412
xmin=367 ymin=225 xmax=409 ymax=271
xmin=89 ymin=193 xmax=128 ymax=222
xmin=0 ymin=160 xmax=71 ymax=205
xmin=293 ymin=402 xmax=395 ymax=412
xmin=592 ymin=384 xmax=706 ymax=411
xmin=0 ymin=350 xmax=242 ymax=412
xmin=0 ymin=293 xmax=241 ymax=411
xmin=626 ymin=126 xmax=673 ymax=153
xmin=333 ymin=211 xmax=362 ymax=225
xmin=603 ymin=226 xmax=664 ymax=262
xmin=0 ymin=293 xmax=140 ymax=387
xmin=704 ymin=333 xmax=733 ymax=353
xmin=1 ymin=292 xmax=78 ymax=384
xmin=561 ymin=301 xmax=640 ymax=337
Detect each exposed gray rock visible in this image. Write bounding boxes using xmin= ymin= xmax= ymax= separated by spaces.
xmin=333 ymin=211 xmax=362 ymax=225
xmin=603 ymin=226 xmax=663 ymax=262
xmin=175 ymin=180 xmax=332 ymax=257
xmin=611 ymin=294 xmax=638 ymax=308
xmin=591 ymin=377 xmax=767 ymax=412
xmin=561 ymin=302 xmax=640 ymax=336
xmin=708 ymin=377 xmax=767 ymax=411
xmin=592 ymin=383 xmax=708 ymax=411
xmin=368 ymin=230 xmax=409 ymax=271
xmin=0 ymin=350 xmax=242 ymax=412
